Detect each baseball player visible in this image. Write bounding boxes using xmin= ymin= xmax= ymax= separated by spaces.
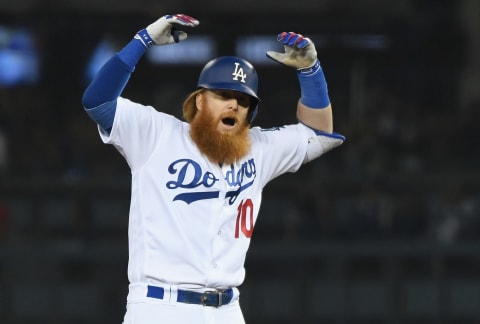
xmin=82 ymin=14 xmax=345 ymax=324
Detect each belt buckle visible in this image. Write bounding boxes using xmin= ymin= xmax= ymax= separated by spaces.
xmin=200 ymin=289 xmax=224 ymax=307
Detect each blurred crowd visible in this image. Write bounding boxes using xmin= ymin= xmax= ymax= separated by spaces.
xmin=0 ymin=2 xmax=479 ymax=245
xmin=0 ymin=61 xmax=479 ymax=245
xmin=1 ymin=5 xmax=479 ymax=324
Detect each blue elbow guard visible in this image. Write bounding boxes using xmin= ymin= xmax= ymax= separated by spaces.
xmin=297 ymin=60 xmax=330 ymax=109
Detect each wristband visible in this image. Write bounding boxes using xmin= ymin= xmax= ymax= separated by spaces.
xmin=135 ymin=28 xmax=154 ymax=48
xmin=297 ymin=60 xmax=330 ymax=109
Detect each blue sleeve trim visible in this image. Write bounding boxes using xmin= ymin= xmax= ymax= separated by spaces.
xmin=301 ymin=122 xmax=346 ymax=141
xmin=313 ymin=130 xmax=346 ymax=141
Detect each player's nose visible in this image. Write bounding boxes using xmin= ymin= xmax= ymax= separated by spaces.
xmin=226 ymin=99 xmax=239 ymax=110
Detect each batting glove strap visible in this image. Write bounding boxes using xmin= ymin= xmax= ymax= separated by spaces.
xmin=298 ymin=59 xmax=321 ymax=75
xmin=135 ymin=28 xmax=154 ymax=48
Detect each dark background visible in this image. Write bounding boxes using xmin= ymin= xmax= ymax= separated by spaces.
xmin=1 ymin=0 xmax=480 ymax=323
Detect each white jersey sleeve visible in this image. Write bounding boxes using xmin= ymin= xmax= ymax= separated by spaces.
xmin=98 ymin=97 xmax=179 ymax=170
xmin=250 ymin=123 xmax=345 ymax=186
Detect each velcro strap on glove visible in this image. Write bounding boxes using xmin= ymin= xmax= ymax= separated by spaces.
xmin=135 ymin=29 xmax=154 ymax=48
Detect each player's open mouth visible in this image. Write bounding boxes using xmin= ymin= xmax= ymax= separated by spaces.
xmin=222 ymin=117 xmax=236 ymax=126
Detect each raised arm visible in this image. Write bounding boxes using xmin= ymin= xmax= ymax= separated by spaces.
xmin=267 ymin=31 xmax=344 ymax=161
xmin=81 ymin=14 xmax=199 ymax=132
xmin=266 ymin=32 xmax=333 ymax=133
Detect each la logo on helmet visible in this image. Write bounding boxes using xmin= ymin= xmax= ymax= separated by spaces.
xmin=232 ymin=63 xmax=247 ymax=83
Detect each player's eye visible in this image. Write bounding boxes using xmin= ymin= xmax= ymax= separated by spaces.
xmin=212 ymin=90 xmax=250 ymax=107
xmin=236 ymin=94 xmax=250 ymax=108
xmin=212 ymin=90 xmax=234 ymax=100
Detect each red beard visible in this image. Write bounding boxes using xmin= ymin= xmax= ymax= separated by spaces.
xmin=189 ymin=108 xmax=251 ymax=165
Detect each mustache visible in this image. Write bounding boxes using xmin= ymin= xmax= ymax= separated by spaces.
xmin=217 ymin=111 xmax=249 ymax=128
xmin=189 ymin=108 xmax=251 ymax=164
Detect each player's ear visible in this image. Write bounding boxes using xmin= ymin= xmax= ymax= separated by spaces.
xmin=182 ymin=89 xmax=203 ymax=122
xmin=195 ymin=92 xmax=204 ymax=111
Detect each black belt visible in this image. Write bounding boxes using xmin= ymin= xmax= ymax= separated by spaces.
xmin=147 ymin=285 xmax=234 ymax=307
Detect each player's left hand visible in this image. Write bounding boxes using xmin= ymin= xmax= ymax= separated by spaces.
xmin=266 ymin=32 xmax=318 ymax=70
xmin=136 ymin=14 xmax=199 ymax=47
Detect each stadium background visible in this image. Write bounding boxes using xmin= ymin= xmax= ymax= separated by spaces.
xmin=1 ymin=0 xmax=480 ymax=323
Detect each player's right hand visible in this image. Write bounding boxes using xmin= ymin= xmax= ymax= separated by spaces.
xmin=135 ymin=14 xmax=199 ymax=47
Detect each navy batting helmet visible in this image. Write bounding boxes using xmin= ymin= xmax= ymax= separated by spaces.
xmin=196 ymin=56 xmax=260 ymax=123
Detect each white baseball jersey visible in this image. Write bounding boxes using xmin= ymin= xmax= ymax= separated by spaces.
xmin=99 ymin=97 xmax=331 ymax=297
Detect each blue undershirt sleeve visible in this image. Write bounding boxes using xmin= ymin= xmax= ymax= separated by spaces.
xmin=82 ymin=38 xmax=147 ymax=133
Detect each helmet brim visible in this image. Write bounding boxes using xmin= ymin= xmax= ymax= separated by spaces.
xmin=197 ymin=82 xmax=260 ymax=101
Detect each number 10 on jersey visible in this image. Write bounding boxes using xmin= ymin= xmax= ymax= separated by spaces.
xmin=234 ymin=199 xmax=254 ymax=238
